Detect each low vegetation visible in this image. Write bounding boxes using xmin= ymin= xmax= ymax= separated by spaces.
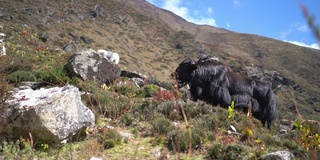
xmin=0 ymin=1 xmax=319 ymax=159
xmin=1 ymin=45 xmax=319 ymax=159
xmin=0 ymin=51 xmax=318 ymax=159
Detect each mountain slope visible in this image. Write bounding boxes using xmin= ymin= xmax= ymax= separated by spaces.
xmin=1 ymin=0 xmax=320 ymax=121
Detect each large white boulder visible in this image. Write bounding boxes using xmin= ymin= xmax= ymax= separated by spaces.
xmin=0 ymin=85 xmax=95 ymax=144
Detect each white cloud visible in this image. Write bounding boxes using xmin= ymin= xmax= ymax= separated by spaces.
xmin=279 ymin=22 xmax=317 ymax=50
xmin=291 ymin=22 xmax=310 ymax=33
xmin=280 ymin=22 xmax=311 ymax=40
xmin=191 ymin=17 xmax=217 ymax=26
xmin=161 ymin=0 xmax=217 ymax=26
xmin=226 ymin=22 xmax=231 ymax=28
xmin=297 ymin=25 xmax=309 ymax=32
xmin=207 ymin=7 xmax=213 ymax=14
xmin=283 ymin=40 xmax=319 ymax=50
xmin=233 ymin=0 xmax=241 ymax=8
xmin=163 ymin=0 xmax=189 ymax=18
xmin=279 ymin=30 xmax=292 ymax=40
xmin=310 ymin=43 xmax=320 ymax=49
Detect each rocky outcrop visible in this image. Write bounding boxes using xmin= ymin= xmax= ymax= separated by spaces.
xmin=120 ymin=70 xmax=171 ymax=89
xmin=263 ymin=150 xmax=294 ymax=160
xmin=80 ymin=36 xmax=93 ymax=44
xmin=0 ymin=85 xmax=95 ymax=144
xmin=0 ymin=31 xmax=5 ymax=57
xmin=65 ymin=49 xmax=121 ymax=85
xmin=63 ymin=42 xmax=77 ymax=52
xmin=243 ymin=66 xmax=297 ymax=90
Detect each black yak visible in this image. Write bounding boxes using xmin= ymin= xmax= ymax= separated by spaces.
xmin=252 ymin=81 xmax=278 ymax=129
xmin=172 ymin=55 xmax=278 ymax=129
xmin=172 ymin=56 xmax=231 ymax=108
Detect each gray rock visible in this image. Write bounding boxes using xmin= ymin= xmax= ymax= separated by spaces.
xmin=119 ymin=131 xmax=133 ymax=140
xmin=1 ymin=85 xmax=95 ymax=144
xmin=263 ymin=150 xmax=294 ymax=160
xmin=243 ymin=66 xmax=298 ymax=90
xmin=63 ymin=42 xmax=77 ymax=52
xmin=279 ymin=128 xmax=287 ymax=134
xmin=255 ymin=50 xmax=264 ymax=58
xmin=65 ymin=49 xmax=121 ymax=85
xmin=176 ymin=43 xmax=184 ymax=49
xmin=5 ymin=15 xmax=14 ymax=21
xmin=89 ymin=10 xmax=97 ymax=18
xmin=280 ymin=119 xmax=292 ymax=126
xmin=121 ymin=70 xmax=144 ymax=79
xmin=288 ymin=103 xmax=296 ymax=111
xmin=80 ymin=36 xmax=93 ymax=44
xmin=130 ymin=77 xmax=144 ymax=87
xmin=307 ymin=96 xmax=318 ymax=105
xmin=68 ymin=32 xmax=78 ymax=39
xmin=120 ymin=70 xmax=170 ymax=89
xmin=38 ymin=33 xmax=48 ymax=43
xmin=20 ymin=81 xmax=45 ymax=90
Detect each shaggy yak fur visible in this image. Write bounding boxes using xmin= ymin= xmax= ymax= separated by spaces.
xmin=172 ymin=55 xmax=278 ymax=129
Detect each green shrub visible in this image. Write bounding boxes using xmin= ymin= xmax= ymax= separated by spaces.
xmin=260 ymin=133 xmax=281 ymax=147
xmin=207 ymin=143 xmax=252 ymax=160
xmin=4 ymin=55 xmax=33 ymax=74
xmin=115 ymin=85 xmax=139 ymax=98
xmin=136 ymin=122 xmax=153 ymax=137
xmin=282 ymin=139 xmax=299 ymax=150
xmin=190 ymin=115 xmax=217 ymax=131
xmin=224 ymin=144 xmax=245 ymax=159
xmin=98 ymin=129 xmax=122 ymax=149
xmin=35 ymin=66 xmax=77 ymax=85
xmin=166 ymin=128 xmax=206 ymax=152
xmin=155 ymin=101 xmax=181 ymax=121
xmin=183 ymin=101 xmax=214 ymax=119
xmin=82 ymin=86 xmax=131 ymax=118
xmin=137 ymin=84 xmax=158 ymax=98
xmin=130 ymin=99 xmax=158 ymax=121
xmin=152 ymin=117 xmax=175 ymax=135
xmin=207 ymin=143 xmax=224 ymax=159
xmin=6 ymin=71 xmax=36 ymax=83
xmin=0 ymin=140 xmax=34 ymax=159
xmin=0 ymin=78 xmax=12 ymax=105
xmin=293 ymin=120 xmax=320 ymax=152
xmin=119 ymin=113 xmax=136 ymax=126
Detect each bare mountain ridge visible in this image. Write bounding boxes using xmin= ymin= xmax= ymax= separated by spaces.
xmin=130 ymin=0 xmax=320 ymax=91
xmin=1 ymin=0 xmax=320 ymax=120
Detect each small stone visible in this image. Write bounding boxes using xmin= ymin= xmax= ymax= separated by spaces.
xmin=263 ymin=150 xmax=294 ymax=160
xmin=279 ymin=129 xmax=287 ymax=134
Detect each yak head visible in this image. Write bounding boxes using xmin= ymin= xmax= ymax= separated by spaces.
xmin=171 ymin=58 xmax=196 ymax=88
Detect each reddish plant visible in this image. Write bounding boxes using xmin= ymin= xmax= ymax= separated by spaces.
xmin=152 ymin=88 xmax=176 ymax=102
xmin=35 ymin=46 xmax=45 ymax=51
xmin=21 ymin=32 xmax=29 ymax=37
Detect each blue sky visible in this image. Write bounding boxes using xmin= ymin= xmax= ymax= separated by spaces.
xmin=146 ymin=0 xmax=320 ymax=50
